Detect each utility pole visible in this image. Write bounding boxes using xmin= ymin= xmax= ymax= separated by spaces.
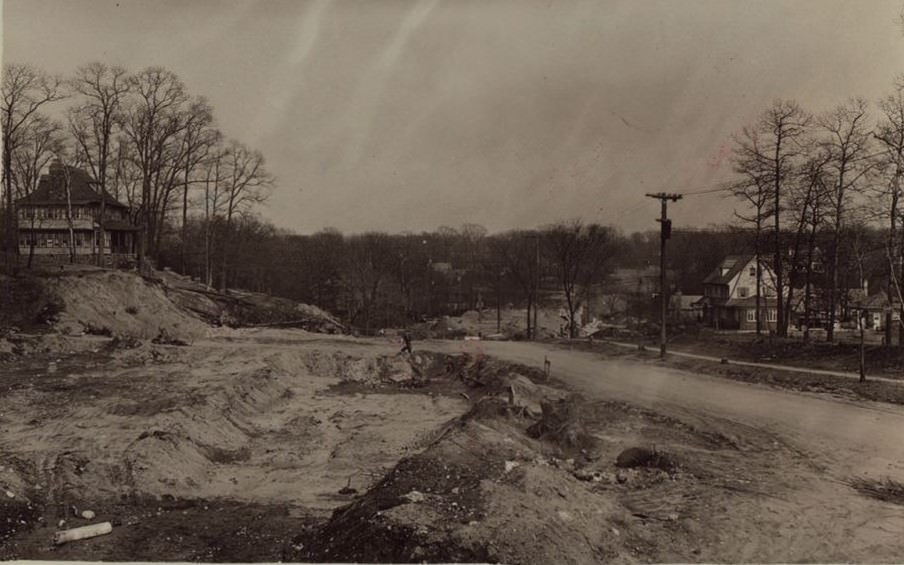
xmin=533 ymin=234 xmax=540 ymax=340
xmin=646 ymin=192 xmax=682 ymax=358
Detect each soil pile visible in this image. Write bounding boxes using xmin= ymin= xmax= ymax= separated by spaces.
xmin=156 ymin=269 xmax=346 ymax=334
xmin=1 ymin=269 xmax=346 ymax=348
xmin=286 ymin=353 xmax=771 ymax=565
xmin=45 ymin=270 xmax=210 ymax=340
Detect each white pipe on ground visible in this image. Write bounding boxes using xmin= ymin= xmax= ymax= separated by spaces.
xmin=52 ymin=521 xmax=113 ymax=545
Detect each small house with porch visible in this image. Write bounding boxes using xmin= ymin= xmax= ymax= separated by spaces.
xmin=16 ymin=161 xmax=138 ymax=267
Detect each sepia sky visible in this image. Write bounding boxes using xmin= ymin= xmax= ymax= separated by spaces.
xmin=3 ymin=0 xmax=903 ymax=235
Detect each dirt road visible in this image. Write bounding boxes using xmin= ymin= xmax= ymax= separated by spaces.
xmin=425 ymin=339 xmax=904 ymax=562
xmin=432 ymin=340 xmax=904 ymax=474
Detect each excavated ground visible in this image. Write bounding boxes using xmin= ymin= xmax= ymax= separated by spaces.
xmin=0 ymin=330 xmax=469 ymax=560
xmin=2 ymin=329 xmax=899 ymax=563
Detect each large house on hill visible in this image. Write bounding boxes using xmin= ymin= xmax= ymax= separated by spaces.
xmin=16 ymin=161 xmax=138 ymax=267
xmin=700 ymin=255 xmax=780 ymax=330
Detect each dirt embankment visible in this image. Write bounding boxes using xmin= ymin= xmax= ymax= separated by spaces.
xmin=155 ymin=269 xmax=346 ymax=334
xmin=0 ymin=268 xmax=345 ymax=350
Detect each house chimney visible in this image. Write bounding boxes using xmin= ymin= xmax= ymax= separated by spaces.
xmin=49 ymin=159 xmax=63 ymax=175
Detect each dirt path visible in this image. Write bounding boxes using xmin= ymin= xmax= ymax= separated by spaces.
xmin=428 ymin=340 xmax=904 ymax=475
xmin=421 ymin=339 xmax=904 ymax=562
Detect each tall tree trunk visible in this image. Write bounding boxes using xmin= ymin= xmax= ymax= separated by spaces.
xmin=3 ymin=143 xmax=17 ymax=272
xmin=181 ymin=148 xmax=191 ymax=274
xmin=755 ymin=224 xmax=762 ymax=335
xmin=828 ymin=226 xmax=841 ymax=342
xmin=774 ymin=140 xmax=785 ymax=337
xmin=887 ymin=182 xmax=898 ymax=346
xmin=63 ymin=168 xmax=76 ymax=264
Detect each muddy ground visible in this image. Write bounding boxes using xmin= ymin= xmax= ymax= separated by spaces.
xmin=1 ymin=329 xmax=902 ymax=563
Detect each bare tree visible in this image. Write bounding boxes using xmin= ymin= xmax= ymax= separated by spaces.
xmin=818 ymin=98 xmax=874 ymax=341
xmin=11 ymin=114 xmax=64 ymax=200
xmin=489 ymin=230 xmax=541 ymax=338
xmin=1 ymin=64 xmax=65 ymax=270
xmin=543 ymin=219 xmax=616 ymax=338
xmin=177 ymin=98 xmax=219 ymax=273
xmin=874 ymin=76 xmax=904 ymax=345
xmin=790 ymin=150 xmax=832 ymax=339
xmin=202 ymin=145 xmax=227 ymax=287
xmin=733 ymin=100 xmax=811 ymax=336
xmin=343 ymin=232 xmax=394 ymax=333
xmin=68 ymin=63 xmax=131 ymax=266
xmin=731 ymin=130 xmax=775 ymax=335
xmin=218 ymin=140 xmax=273 ymax=290
xmin=11 ymin=114 xmax=65 ymax=267
xmin=121 ymin=67 xmax=189 ymax=272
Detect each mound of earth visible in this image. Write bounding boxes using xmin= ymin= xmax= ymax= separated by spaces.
xmin=156 ymin=269 xmax=346 ymax=334
xmin=47 ymin=269 xmax=209 ymax=340
xmin=0 ymin=268 xmax=346 ymax=350
xmin=285 ymin=357 xmax=751 ymax=565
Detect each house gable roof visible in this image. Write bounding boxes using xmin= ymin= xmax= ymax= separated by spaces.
xmin=16 ymin=162 xmax=128 ymax=209
xmin=703 ymin=255 xmax=755 ymax=286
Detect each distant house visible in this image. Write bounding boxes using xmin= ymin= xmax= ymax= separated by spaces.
xmin=16 ymin=161 xmax=138 ymax=267
xmin=850 ymin=292 xmax=901 ymax=331
xmin=700 ymin=255 xmax=779 ymax=330
xmin=671 ymin=292 xmax=704 ymax=322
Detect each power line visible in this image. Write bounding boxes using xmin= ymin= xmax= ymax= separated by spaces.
xmin=677 ymin=182 xmax=735 ymax=196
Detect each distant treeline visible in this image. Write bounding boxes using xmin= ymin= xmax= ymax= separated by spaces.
xmin=151 ymin=216 xmax=885 ymax=337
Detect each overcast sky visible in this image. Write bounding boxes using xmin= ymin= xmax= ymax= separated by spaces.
xmin=3 ymin=0 xmax=903 ymax=235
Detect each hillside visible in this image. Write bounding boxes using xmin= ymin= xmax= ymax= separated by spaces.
xmin=0 ymin=267 xmax=346 ymax=343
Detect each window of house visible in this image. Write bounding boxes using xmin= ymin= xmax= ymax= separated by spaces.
xmin=767 ymin=309 xmax=777 ymax=322
xmin=738 ymin=287 xmax=749 ymax=298
xmin=746 ymin=309 xmax=756 ymax=322
xmin=749 ymin=267 xmax=756 ymax=277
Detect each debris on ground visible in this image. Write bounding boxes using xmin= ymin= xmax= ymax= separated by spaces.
xmin=526 ymin=395 xmax=602 ymax=457
xmin=53 ymin=522 xmax=113 ymax=545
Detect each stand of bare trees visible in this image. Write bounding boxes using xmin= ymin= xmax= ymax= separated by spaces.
xmin=1 ymin=61 xmax=273 ymax=275
xmin=1 ymin=64 xmax=64 ymax=271
xmin=730 ymin=86 xmax=904 ymax=345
